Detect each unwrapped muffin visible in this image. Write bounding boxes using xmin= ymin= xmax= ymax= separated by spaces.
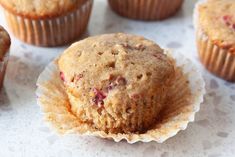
xmin=0 ymin=0 xmax=93 ymax=47
xmin=58 ymin=33 xmax=175 ymax=133
xmin=108 ymin=0 xmax=183 ymax=20
xmin=0 ymin=26 xmax=11 ymax=89
xmin=195 ymin=0 xmax=235 ymax=81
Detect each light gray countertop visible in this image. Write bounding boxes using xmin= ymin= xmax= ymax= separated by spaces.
xmin=0 ymin=0 xmax=235 ymax=157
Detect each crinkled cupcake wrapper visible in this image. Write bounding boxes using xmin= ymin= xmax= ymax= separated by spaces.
xmin=36 ymin=50 xmax=205 ymax=143
xmin=67 ymin=73 xmax=167 ymax=134
xmin=3 ymin=0 xmax=93 ymax=47
xmin=194 ymin=0 xmax=235 ymax=82
xmin=108 ymin=0 xmax=183 ymax=20
xmin=0 ymin=52 xmax=9 ymax=88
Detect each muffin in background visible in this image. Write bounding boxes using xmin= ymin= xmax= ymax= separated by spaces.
xmin=0 ymin=26 xmax=10 ymax=89
xmin=58 ymin=33 xmax=175 ymax=133
xmin=108 ymin=0 xmax=183 ymax=21
xmin=195 ymin=0 xmax=235 ymax=81
xmin=0 ymin=0 xmax=93 ymax=47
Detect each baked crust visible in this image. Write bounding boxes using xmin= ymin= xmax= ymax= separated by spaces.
xmin=0 ymin=0 xmax=87 ymax=19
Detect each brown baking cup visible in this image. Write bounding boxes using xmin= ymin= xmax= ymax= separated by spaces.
xmin=36 ymin=50 xmax=205 ymax=143
xmin=108 ymin=0 xmax=183 ymax=20
xmin=3 ymin=0 xmax=93 ymax=47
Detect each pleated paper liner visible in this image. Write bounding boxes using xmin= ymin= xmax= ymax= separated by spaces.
xmin=108 ymin=0 xmax=183 ymax=20
xmin=196 ymin=29 xmax=235 ymax=81
xmin=3 ymin=0 xmax=93 ymax=47
xmin=194 ymin=0 xmax=235 ymax=82
xmin=36 ymin=50 xmax=205 ymax=143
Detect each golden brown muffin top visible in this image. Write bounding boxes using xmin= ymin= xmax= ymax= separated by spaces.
xmin=58 ymin=33 xmax=175 ymax=104
xmin=0 ymin=0 xmax=88 ymax=19
xmin=198 ymin=0 xmax=235 ymax=53
xmin=0 ymin=26 xmax=10 ymax=60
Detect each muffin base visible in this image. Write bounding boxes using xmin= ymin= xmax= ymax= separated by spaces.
xmin=36 ymin=50 xmax=205 ymax=143
xmin=108 ymin=0 xmax=183 ymax=20
xmin=3 ymin=0 xmax=93 ymax=47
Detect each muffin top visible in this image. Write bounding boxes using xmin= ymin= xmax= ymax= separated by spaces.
xmin=0 ymin=26 xmax=11 ymax=60
xmin=0 ymin=0 xmax=88 ymax=18
xmin=58 ymin=33 xmax=175 ymax=106
xmin=198 ymin=0 xmax=235 ymax=53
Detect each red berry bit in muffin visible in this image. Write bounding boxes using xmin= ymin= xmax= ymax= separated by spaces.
xmin=92 ymin=88 xmax=106 ymax=107
xmin=91 ymin=76 xmax=126 ymax=107
xmin=60 ymin=72 xmax=65 ymax=81
xmin=223 ymin=15 xmax=232 ymax=25
xmin=222 ymin=15 xmax=235 ymax=31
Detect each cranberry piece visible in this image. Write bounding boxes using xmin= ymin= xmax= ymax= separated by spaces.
xmin=60 ymin=72 xmax=65 ymax=82
xmin=223 ymin=15 xmax=232 ymax=21
xmin=223 ymin=16 xmax=228 ymax=21
xmin=222 ymin=15 xmax=233 ymax=26
xmin=93 ymin=88 xmax=106 ymax=99
xmin=92 ymin=88 xmax=106 ymax=107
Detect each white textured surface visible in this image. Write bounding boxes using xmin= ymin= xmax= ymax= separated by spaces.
xmin=0 ymin=0 xmax=235 ymax=157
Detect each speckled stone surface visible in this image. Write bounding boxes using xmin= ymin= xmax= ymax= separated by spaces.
xmin=0 ymin=0 xmax=235 ymax=157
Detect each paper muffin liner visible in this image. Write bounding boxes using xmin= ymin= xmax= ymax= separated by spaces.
xmin=36 ymin=50 xmax=205 ymax=143
xmin=3 ymin=0 xmax=93 ymax=47
xmin=194 ymin=0 xmax=235 ymax=82
xmin=196 ymin=29 xmax=235 ymax=81
xmin=66 ymin=79 xmax=166 ymax=134
xmin=108 ymin=0 xmax=183 ymax=20
xmin=0 ymin=51 xmax=9 ymax=89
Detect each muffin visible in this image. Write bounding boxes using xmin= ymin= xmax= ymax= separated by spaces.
xmin=195 ymin=0 xmax=235 ymax=81
xmin=108 ymin=0 xmax=183 ymax=20
xmin=58 ymin=33 xmax=175 ymax=133
xmin=0 ymin=0 xmax=93 ymax=47
xmin=0 ymin=26 xmax=11 ymax=89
